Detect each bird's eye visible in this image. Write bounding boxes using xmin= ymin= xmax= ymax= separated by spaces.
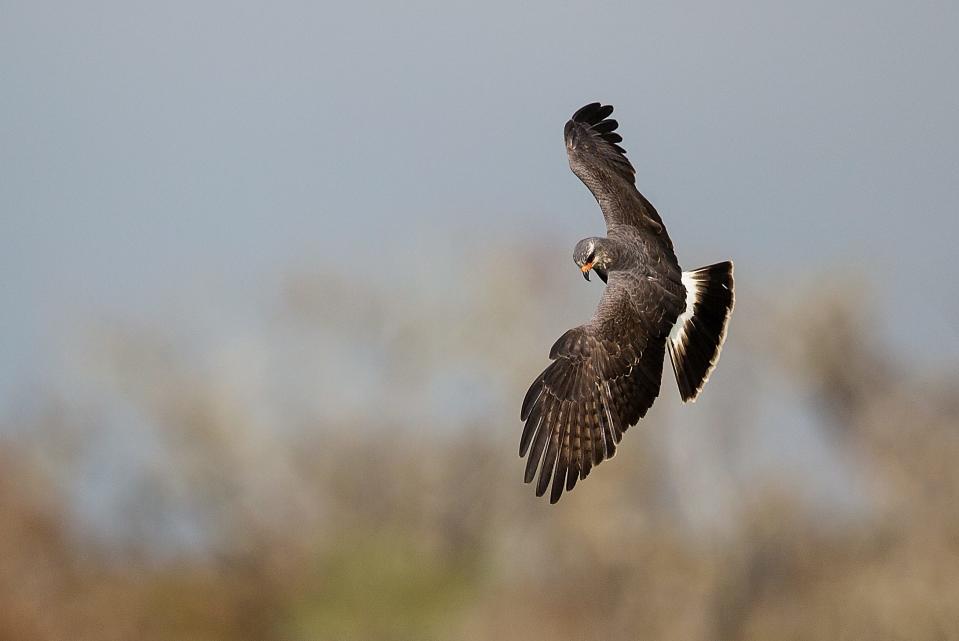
xmin=585 ymin=252 xmax=595 ymax=263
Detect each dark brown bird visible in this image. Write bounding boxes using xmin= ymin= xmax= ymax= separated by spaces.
xmin=520 ymin=102 xmax=735 ymax=503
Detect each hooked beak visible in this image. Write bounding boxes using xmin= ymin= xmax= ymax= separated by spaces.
xmin=581 ymin=262 xmax=593 ymax=281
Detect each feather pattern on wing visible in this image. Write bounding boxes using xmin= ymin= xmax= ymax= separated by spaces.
xmin=520 ymin=274 xmax=680 ymax=503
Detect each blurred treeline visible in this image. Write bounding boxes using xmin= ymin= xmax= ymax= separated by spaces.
xmin=1 ymin=249 xmax=958 ymax=641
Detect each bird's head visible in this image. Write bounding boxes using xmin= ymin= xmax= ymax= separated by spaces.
xmin=573 ymin=237 xmax=610 ymax=283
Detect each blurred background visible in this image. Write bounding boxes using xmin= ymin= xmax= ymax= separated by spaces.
xmin=2 ymin=1 xmax=959 ymax=639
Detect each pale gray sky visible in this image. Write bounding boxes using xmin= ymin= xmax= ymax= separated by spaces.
xmin=3 ymin=0 xmax=959 ymax=401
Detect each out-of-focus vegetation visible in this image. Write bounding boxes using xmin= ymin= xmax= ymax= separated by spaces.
xmin=2 ymin=251 xmax=958 ymax=641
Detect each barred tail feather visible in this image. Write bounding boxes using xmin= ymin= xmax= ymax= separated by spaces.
xmin=668 ymin=261 xmax=735 ymax=402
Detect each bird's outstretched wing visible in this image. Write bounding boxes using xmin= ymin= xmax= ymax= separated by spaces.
xmin=565 ymin=102 xmax=670 ymax=237
xmin=519 ymin=274 xmax=682 ymax=503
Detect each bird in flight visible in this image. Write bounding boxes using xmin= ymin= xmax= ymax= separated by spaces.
xmin=520 ymin=102 xmax=735 ymax=503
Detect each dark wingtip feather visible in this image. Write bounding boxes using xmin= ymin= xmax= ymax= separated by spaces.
xmin=535 ymin=418 xmax=561 ymax=497
xmin=521 ymin=378 xmax=543 ymax=421
xmin=595 ymin=104 xmax=614 ymax=121
xmin=550 ymin=467 xmax=565 ymax=503
xmin=571 ymin=102 xmax=615 ymax=125
xmin=593 ymin=119 xmax=618 ymax=134
xmin=535 ymin=466 xmax=550 ymax=497
xmin=525 ymin=408 xmax=553 ymax=482
xmin=566 ymin=102 xmax=630 ymax=168
xmin=524 ymin=453 xmax=539 ymax=484
xmin=571 ymin=102 xmax=602 ymax=122
xmin=519 ymin=415 xmax=537 ymax=457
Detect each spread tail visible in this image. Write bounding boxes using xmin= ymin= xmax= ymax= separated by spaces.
xmin=668 ymin=261 xmax=735 ymax=402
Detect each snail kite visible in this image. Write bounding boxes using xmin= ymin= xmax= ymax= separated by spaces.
xmin=520 ymin=102 xmax=735 ymax=503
